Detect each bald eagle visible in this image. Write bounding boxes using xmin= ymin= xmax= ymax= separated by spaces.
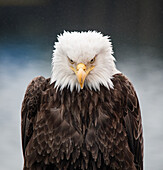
xmin=21 ymin=31 xmax=143 ymax=170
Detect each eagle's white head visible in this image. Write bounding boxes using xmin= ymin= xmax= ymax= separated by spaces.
xmin=51 ymin=31 xmax=120 ymax=92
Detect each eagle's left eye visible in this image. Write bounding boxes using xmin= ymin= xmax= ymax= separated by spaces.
xmin=90 ymin=57 xmax=96 ymax=64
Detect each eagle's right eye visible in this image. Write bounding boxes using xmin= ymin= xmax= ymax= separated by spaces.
xmin=68 ymin=57 xmax=75 ymax=64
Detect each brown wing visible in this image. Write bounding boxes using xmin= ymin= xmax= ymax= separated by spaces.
xmin=114 ymin=74 xmax=144 ymax=170
xmin=21 ymin=77 xmax=83 ymax=169
xmin=21 ymin=76 xmax=48 ymax=157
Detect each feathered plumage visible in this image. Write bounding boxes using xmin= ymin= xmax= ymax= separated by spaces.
xmin=21 ymin=31 xmax=143 ymax=170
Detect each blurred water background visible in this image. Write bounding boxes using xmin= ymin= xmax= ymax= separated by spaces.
xmin=0 ymin=0 xmax=162 ymax=169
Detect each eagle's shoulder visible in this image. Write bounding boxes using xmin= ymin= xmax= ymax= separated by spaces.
xmin=111 ymin=73 xmax=138 ymax=106
xmin=21 ymin=76 xmax=50 ymax=120
xmin=112 ymin=73 xmax=133 ymax=89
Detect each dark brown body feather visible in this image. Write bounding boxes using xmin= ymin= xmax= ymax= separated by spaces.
xmin=21 ymin=74 xmax=143 ymax=170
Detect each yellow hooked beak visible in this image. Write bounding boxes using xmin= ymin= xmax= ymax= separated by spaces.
xmin=71 ymin=63 xmax=95 ymax=89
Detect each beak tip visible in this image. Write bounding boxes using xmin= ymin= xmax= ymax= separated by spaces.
xmin=80 ymin=84 xmax=84 ymax=89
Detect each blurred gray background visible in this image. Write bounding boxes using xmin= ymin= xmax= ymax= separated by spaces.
xmin=0 ymin=0 xmax=162 ymax=169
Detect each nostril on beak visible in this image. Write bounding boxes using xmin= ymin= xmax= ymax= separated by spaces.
xmin=76 ymin=63 xmax=86 ymax=72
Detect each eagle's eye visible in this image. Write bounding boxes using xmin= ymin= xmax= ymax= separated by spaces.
xmin=90 ymin=57 xmax=96 ymax=64
xmin=68 ymin=57 xmax=75 ymax=64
